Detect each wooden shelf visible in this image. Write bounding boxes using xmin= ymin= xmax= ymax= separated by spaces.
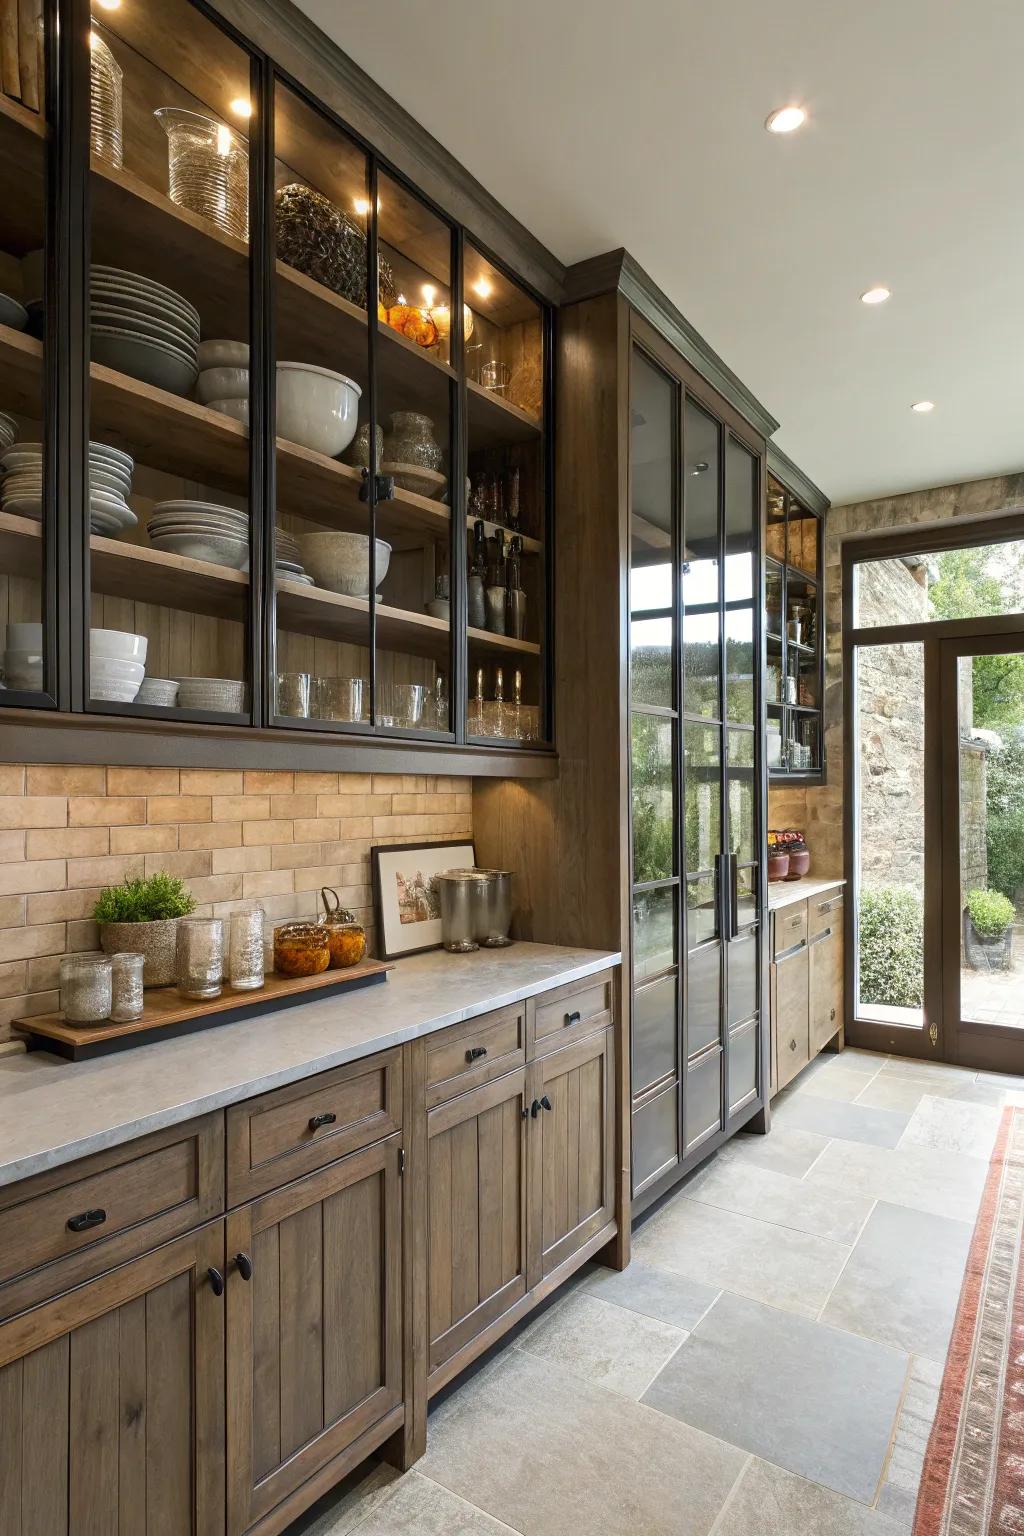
xmin=466 ymin=379 xmax=542 ymax=447
xmin=90 ymin=534 xmax=249 ymax=618
xmin=467 ymin=516 xmax=543 ymax=557
xmin=0 ymin=510 xmax=41 ymax=578
xmin=467 ymin=626 xmax=541 ymax=658
xmin=276 ymin=579 xmax=451 ymax=660
xmin=0 ymin=93 xmax=46 ymax=258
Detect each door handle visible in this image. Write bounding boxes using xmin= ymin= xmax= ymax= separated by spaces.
xmin=233 ymin=1251 xmax=253 ymax=1282
xmin=66 ymin=1207 xmax=106 ymax=1233
xmin=466 ymin=1046 xmax=487 ymax=1062
xmin=308 ymin=1112 xmax=337 ymax=1131
xmin=540 ymin=1095 xmax=552 ymax=1113
xmin=207 ymin=1266 xmax=225 ymax=1297
xmin=564 ymin=1010 xmax=581 ymax=1028
xmin=530 ymin=1098 xmax=541 ymax=1119
xmin=729 ymin=853 xmax=740 ymax=940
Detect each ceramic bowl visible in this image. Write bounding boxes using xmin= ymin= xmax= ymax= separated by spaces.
xmin=276 ymin=362 xmax=361 ymax=457
xmin=91 ymin=656 xmax=145 ymax=685
xmin=91 ymin=331 xmax=199 ymax=396
xmin=148 ymin=531 xmax=248 ymax=567
xmin=0 ymin=292 xmax=29 ymax=331
xmin=299 ymin=531 xmax=391 ymax=597
xmin=135 ymin=677 xmax=179 ymax=706
xmin=89 ymin=627 xmax=147 ymax=663
xmin=208 ymin=398 xmax=249 ymax=427
xmin=196 ymin=366 xmax=249 ymax=405
xmin=175 ymin=677 xmax=245 ymax=712
xmin=197 ymin=339 xmax=249 ymax=370
xmin=2 ymin=657 xmax=43 ymax=689
xmin=5 ymin=622 xmax=41 ymax=648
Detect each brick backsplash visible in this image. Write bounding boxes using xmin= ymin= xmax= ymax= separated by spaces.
xmin=0 ymin=764 xmax=473 ymax=1040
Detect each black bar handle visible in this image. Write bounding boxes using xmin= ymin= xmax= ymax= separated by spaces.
xmin=207 ymin=1266 xmax=225 ymax=1297
xmin=66 ymin=1207 xmax=106 ymax=1233
xmin=541 ymin=1095 xmax=552 ymax=1113
xmin=466 ymin=1046 xmax=487 ymax=1062
xmin=564 ymin=1010 xmax=581 ymax=1028
xmin=234 ymin=1251 xmax=253 ymax=1282
xmin=309 ymin=1111 xmax=337 ymax=1131
xmin=730 ymin=853 xmax=740 ymax=940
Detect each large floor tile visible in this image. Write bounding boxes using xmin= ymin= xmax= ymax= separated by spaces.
xmin=642 ymin=1292 xmax=907 ymax=1503
xmin=420 ymin=1349 xmax=746 ymax=1536
xmin=634 ymin=1197 xmax=850 ymax=1317
xmin=294 ymin=1464 xmax=400 ymax=1536
xmin=879 ymin=1057 xmax=977 ymax=1084
xmin=803 ymin=1138 xmax=988 ymax=1223
xmin=771 ymin=1091 xmax=910 ymax=1148
xmin=577 ymin=1258 xmax=719 ymax=1331
xmin=831 ymin=1048 xmax=891 ymax=1075
xmin=898 ymin=1094 xmax=1002 ymax=1159
xmin=714 ymin=1123 xmax=830 ymax=1178
xmin=346 ymin=1472 xmax=521 ymax=1535
xmin=684 ymin=1158 xmax=874 ymax=1244
xmin=950 ymin=1080 xmax=1024 ymax=1107
xmin=516 ymin=1290 xmax=686 ymax=1398
xmin=854 ymin=1077 xmax=962 ymax=1113
xmin=821 ymin=1201 xmax=973 ymax=1357
xmin=793 ymin=1056 xmax=886 ymax=1103
xmin=874 ymin=1355 xmax=942 ymax=1528
xmin=710 ymin=1457 xmax=908 ymax=1535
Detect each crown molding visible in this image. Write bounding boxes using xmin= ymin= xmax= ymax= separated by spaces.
xmin=767 ymin=442 xmax=831 ymax=515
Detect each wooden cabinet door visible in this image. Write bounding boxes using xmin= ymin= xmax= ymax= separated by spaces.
xmin=426 ymin=1068 xmax=529 ymax=1381
xmin=774 ymin=946 xmax=810 ymax=1091
xmin=529 ymin=1026 xmax=614 ymax=1284
xmin=226 ymin=1135 xmax=402 ymax=1536
xmin=809 ymin=927 xmax=843 ymax=1056
xmin=0 ymin=1224 xmax=225 ymax=1536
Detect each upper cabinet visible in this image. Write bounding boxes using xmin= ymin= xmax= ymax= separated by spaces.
xmin=765 ymin=452 xmax=829 ymax=781
xmin=0 ymin=0 xmax=553 ymax=760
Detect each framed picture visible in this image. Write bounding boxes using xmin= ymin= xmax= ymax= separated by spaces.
xmin=371 ymin=840 xmax=476 ymax=960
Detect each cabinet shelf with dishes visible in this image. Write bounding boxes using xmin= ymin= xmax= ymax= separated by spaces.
xmin=0 ymin=0 xmax=554 ymax=763
xmin=765 ymin=451 xmax=829 ymax=782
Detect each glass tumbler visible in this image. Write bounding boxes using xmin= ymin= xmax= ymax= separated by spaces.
xmin=229 ymin=906 xmax=265 ymax=991
xmin=60 ymin=954 xmax=112 ymax=1024
xmin=110 ymin=952 xmax=145 ymax=1023
xmin=176 ymin=917 xmax=224 ymax=1000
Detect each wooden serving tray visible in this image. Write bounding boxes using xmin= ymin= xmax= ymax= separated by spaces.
xmin=15 ymin=958 xmax=392 ymax=1061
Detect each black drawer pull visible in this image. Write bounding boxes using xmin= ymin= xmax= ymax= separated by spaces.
xmin=66 ymin=1207 xmax=106 ymax=1233
xmin=530 ymin=1098 xmax=541 ymax=1119
xmin=234 ymin=1251 xmax=253 ymax=1282
xmin=541 ymin=1095 xmax=553 ymax=1113
xmin=564 ymin=1010 xmax=582 ymax=1027
xmin=466 ymin=1046 xmax=487 ymax=1062
xmin=308 ymin=1111 xmax=337 ymax=1131
xmin=789 ymin=1038 xmax=797 ymax=1051
xmin=207 ymin=1266 xmax=224 ymax=1297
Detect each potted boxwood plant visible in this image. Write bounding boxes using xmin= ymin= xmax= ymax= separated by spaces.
xmin=963 ymin=887 xmax=1015 ymax=972
xmin=93 ymin=873 xmax=196 ymax=986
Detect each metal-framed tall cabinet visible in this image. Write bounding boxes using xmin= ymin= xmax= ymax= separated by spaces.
xmin=475 ymin=252 xmax=776 ymax=1222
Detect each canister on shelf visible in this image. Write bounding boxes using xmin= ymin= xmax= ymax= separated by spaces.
xmin=229 ymin=906 xmax=265 ymax=991
xmin=272 ymin=920 xmax=330 ymax=977
xmin=60 ymin=954 xmax=112 ymax=1024
xmin=436 ymin=869 xmax=491 ymax=953
xmin=175 ymin=918 xmax=224 ymax=1000
xmin=110 ymin=952 xmax=145 ymax=1022
xmin=319 ymin=888 xmax=367 ymax=968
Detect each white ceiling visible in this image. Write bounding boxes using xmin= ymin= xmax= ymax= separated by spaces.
xmin=295 ymin=0 xmax=1024 ymax=506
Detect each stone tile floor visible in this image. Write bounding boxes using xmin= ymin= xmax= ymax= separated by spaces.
xmin=291 ymin=1048 xmax=1022 ymax=1536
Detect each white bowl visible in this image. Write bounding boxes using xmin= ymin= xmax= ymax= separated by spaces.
xmin=89 ymin=628 xmax=147 ymax=663
xmin=276 ymin=363 xmax=361 ymax=457
xmin=6 ymin=623 xmax=41 ymax=647
xmin=196 ymin=366 xmax=249 ymax=405
xmin=91 ymin=656 xmax=145 ymax=685
xmin=299 ymin=531 xmax=391 ymax=598
xmin=197 ymin=339 xmax=249 ymax=370
xmin=208 ymin=398 xmax=249 ymax=427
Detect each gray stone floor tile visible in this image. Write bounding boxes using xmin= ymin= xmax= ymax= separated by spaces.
xmin=684 ymin=1158 xmax=874 ymax=1243
xmin=879 ymin=1058 xmax=977 ymax=1084
xmin=804 ymin=1138 xmax=988 ymax=1223
xmin=634 ymin=1195 xmax=851 ymax=1316
xmin=710 ymin=1458 xmax=909 ymax=1535
xmin=821 ymin=1202 xmax=973 ymax=1357
xmin=874 ymin=1483 xmax=917 ymax=1530
xmin=577 ymin=1258 xmax=719 ymax=1331
xmin=898 ymin=1094 xmax=1002 ymax=1159
xmin=771 ymin=1091 xmax=910 ymax=1147
xmin=950 ymin=1080 xmax=1024 ymax=1107
xmin=642 ymin=1292 xmax=907 ymax=1503
xmin=854 ymin=1078 xmax=962 ymax=1113
xmin=421 ymin=1348 xmax=746 ymax=1536
xmin=347 ymin=1472 xmax=522 ymax=1535
xmin=515 ymin=1290 xmax=686 ymax=1398
xmin=294 ymin=1464 xmax=400 ymax=1536
xmin=831 ymin=1048 xmax=891 ymax=1075
xmin=714 ymin=1123 xmax=830 ymax=1178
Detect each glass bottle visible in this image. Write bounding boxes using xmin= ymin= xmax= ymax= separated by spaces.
xmin=471 ymin=666 xmax=487 ymax=735
xmin=505 ymin=534 xmax=526 ymax=639
xmin=492 ymin=666 xmax=506 ymax=737
xmin=485 ymin=528 xmax=506 ymax=634
xmin=467 ymin=518 xmax=487 ymax=629
xmin=506 ymin=463 xmax=521 ymax=532
xmin=511 ymin=668 xmax=524 ymax=740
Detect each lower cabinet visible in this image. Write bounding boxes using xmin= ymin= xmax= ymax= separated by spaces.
xmin=770 ymin=885 xmax=845 ymax=1094
xmin=226 ymin=1135 xmax=403 ymax=1536
xmin=532 ymin=1027 xmax=615 ymax=1282
xmin=809 ymin=924 xmax=843 ymax=1057
xmin=773 ymin=944 xmax=810 ymax=1092
xmin=0 ymin=1224 xmax=225 ymax=1536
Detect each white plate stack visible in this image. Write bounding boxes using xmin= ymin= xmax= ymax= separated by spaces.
xmin=90 ymin=627 xmax=147 ymax=703
xmin=0 ymin=411 xmax=17 ymax=454
xmin=275 ymin=526 xmax=312 ymax=584
xmin=0 ymin=440 xmax=137 ymax=534
xmin=147 ymin=500 xmax=248 ymax=568
xmin=196 ymin=340 xmax=249 ymax=425
xmin=2 ymin=622 xmax=43 ymax=691
xmin=90 ymin=265 xmax=200 ymax=396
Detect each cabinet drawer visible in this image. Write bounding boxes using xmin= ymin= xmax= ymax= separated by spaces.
xmin=0 ymin=1113 xmax=224 ymax=1321
xmin=227 ymin=1048 xmax=402 ymax=1204
xmin=531 ymin=973 xmax=614 ymax=1057
xmin=426 ymin=1002 xmax=527 ymax=1107
xmin=772 ymin=902 xmax=808 ymax=957
xmin=808 ymin=886 xmax=844 ymax=940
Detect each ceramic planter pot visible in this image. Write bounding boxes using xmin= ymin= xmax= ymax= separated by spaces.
xmin=767 ymin=851 xmax=790 ymax=882
xmin=786 ymin=848 xmax=811 ymax=879
xmin=98 ymin=917 xmax=179 ymax=986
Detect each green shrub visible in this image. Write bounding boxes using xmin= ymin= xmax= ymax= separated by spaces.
xmin=986 ymin=739 xmax=1024 ymax=904
xmin=858 ymin=887 xmax=923 ymax=1009
xmin=93 ymin=873 xmax=196 ymax=924
xmin=965 ymin=887 xmax=1015 ymax=938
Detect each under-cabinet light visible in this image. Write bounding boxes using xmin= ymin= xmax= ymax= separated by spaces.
xmin=230 ymin=97 xmax=252 ymax=118
xmin=473 ymin=278 xmax=493 ymax=300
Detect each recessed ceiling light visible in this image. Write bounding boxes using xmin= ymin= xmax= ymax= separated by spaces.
xmin=912 ymin=400 xmax=935 ymax=413
xmin=230 ymin=97 xmax=252 ymax=118
xmin=861 ymin=286 xmax=891 ymax=305
xmin=765 ymin=105 xmax=806 ymax=134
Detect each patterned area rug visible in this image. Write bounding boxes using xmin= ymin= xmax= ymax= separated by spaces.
xmin=914 ymin=1106 xmax=1024 ymax=1535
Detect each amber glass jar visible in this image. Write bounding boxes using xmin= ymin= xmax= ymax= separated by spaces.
xmin=273 ymin=920 xmax=330 ymax=977
xmin=320 ymin=887 xmax=367 ymax=968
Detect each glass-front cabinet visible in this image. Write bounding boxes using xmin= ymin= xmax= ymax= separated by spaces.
xmin=766 ymin=457 xmax=827 ymax=779
xmin=0 ymin=0 xmax=552 ymax=751
xmin=629 ymin=333 xmax=764 ymax=1205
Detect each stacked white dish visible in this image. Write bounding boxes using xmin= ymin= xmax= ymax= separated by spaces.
xmin=147 ymin=500 xmax=248 ymax=568
xmin=90 ymin=628 xmax=147 ymax=703
xmin=175 ymin=677 xmax=245 ymax=712
xmin=90 ymin=266 xmax=200 ymax=396
xmin=275 ymin=526 xmax=312 ymax=585
xmin=196 ymin=340 xmax=248 ymax=424
xmin=2 ymin=622 xmax=43 ymax=691
xmin=0 ymin=440 xmax=137 ymax=533
xmin=0 ymin=412 xmax=17 ymax=454
xmin=196 ymin=344 xmax=361 ymax=457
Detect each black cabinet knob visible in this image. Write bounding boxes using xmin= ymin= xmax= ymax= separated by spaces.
xmin=541 ymin=1095 xmax=553 ymax=1113
xmin=466 ymin=1046 xmax=487 ymax=1062
xmin=530 ymin=1098 xmax=541 ymax=1119
xmin=564 ymin=1010 xmax=581 ymax=1028
xmin=234 ymin=1251 xmax=253 ymax=1282
xmin=66 ymin=1207 xmax=106 ymax=1233
xmin=309 ymin=1111 xmax=337 ymax=1131
xmin=789 ymin=1038 xmax=797 ymax=1051
xmin=830 ymin=1007 xmax=836 ymax=1021
xmin=207 ymin=1266 xmax=225 ymax=1297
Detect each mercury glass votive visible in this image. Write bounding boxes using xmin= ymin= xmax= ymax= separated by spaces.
xmin=229 ymin=906 xmax=265 ymax=991
xmin=60 ymin=954 xmax=112 ymax=1024
xmin=175 ymin=917 xmax=224 ymax=1000
xmin=110 ymin=952 xmax=145 ymax=1023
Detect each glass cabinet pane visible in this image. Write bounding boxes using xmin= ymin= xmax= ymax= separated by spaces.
xmin=766 ymin=475 xmax=786 ymax=562
xmin=788 ymin=498 xmax=818 ymax=577
xmin=631 ymin=713 xmax=674 ymax=883
xmin=0 ymin=22 xmax=49 ymax=704
xmin=727 ymin=728 xmax=755 ymax=863
xmin=687 ymin=941 xmax=721 ymax=1055
xmin=86 ymin=0 xmax=254 ymax=716
xmin=630 ymin=351 xmax=675 ymax=709
xmin=633 ymin=885 xmax=676 ymax=982
xmin=724 ymin=436 xmax=757 ymax=726
xmin=464 ymin=244 xmax=545 ymax=743
xmin=682 ymin=400 xmax=720 ymax=717
xmin=632 ymin=974 xmax=678 ymax=1095
xmin=684 ymin=723 xmax=720 ymax=874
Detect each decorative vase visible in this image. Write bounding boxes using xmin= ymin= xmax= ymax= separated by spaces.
xmin=767 ymin=851 xmax=790 ymax=882
xmin=98 ymin=917 xmax=180 ymax=987
xmin=155 ymin=108 xmax=249 ymax=242
xmin=344 ymin=422 xmax=383 ymax=473
xmin=382 ymin=412 xmax=443 ymax=473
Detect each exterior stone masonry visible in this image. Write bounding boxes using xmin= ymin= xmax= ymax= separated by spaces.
xmin=0 ymin=765 xmax=473 ymax=1041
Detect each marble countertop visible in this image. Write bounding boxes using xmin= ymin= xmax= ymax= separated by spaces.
xmin=0 ymin=943 xmax=620 ymax=1189
xmin=767 ymin=875 xmax=846 ymax=911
